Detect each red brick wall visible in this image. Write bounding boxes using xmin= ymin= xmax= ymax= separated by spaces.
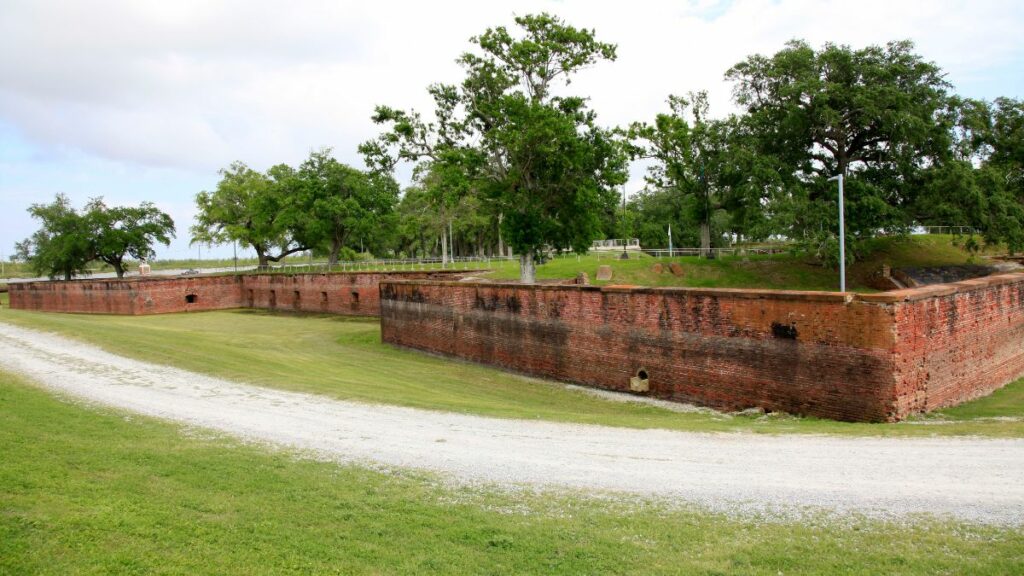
xmin=8 ymin=270 xmax=474 ymax=316
xmin=380 ymin=274 xmax=1024 ymax=422
xmin=862 ymin=273 xmax=1024 ymax=415
xmin=240 ymin=271 xmax=475 ymax=316
xmin=7 ymin=276 xmax=242 ymax=315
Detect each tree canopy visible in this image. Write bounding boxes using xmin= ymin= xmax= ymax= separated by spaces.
xmin=191 ymin=161 xmax=310 ymax=268
xmin=725 ymin=40 xmax=954 ymax=261
xmin=362 ymin=13 xmax=626 ymax=282
xmin=16 ymin=194 xmax=175 ymax=280
xmin=293 ymin=149 xmax=400 ymax=265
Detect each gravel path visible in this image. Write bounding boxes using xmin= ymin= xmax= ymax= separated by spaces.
xmin=1 ymin=321 xmax=1022 ymax=525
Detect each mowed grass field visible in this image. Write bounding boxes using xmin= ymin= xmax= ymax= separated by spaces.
xmin=2 ymin=371 xmax=1022 ymax=575
xmin=1 ymin=305 xmax=1021 ymax=438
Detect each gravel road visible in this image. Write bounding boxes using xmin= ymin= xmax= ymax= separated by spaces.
xmin=1 ymin=321 xmax=1021 ymax=525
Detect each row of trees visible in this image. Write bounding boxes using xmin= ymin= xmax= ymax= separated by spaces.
xmin=16 ymin=194 xmax=175 ymax=279
xmin=190 ymin=150 xmax=398 ymax=268
xmin=20 ymin=14 xmax=1022 ymax=282
xmin=626 ymin=40 xmax=1024 ymax=262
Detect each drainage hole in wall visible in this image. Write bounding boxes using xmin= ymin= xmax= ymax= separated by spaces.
xmin=185 ymin=294 xmax=198 ymax=304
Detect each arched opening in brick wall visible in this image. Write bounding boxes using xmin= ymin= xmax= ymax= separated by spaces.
xmin=185 ymin=294 xmax=198 ymax=304
xmin=630 ymin=368 xmax=650 ymax=393
xmin=293 ymin=290 xmax=301 ymax=309
xmin=269 ymin=290 xmax=277 ymax=308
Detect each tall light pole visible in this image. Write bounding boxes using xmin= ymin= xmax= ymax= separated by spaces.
xmin=620 ymin=185 xmax=629 ymax=260
xmin=828 ymin=174 xmax=846 ymax=292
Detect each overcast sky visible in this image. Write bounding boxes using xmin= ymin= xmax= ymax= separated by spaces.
xmin=2 ymin=0 xmax=1022 ymax=261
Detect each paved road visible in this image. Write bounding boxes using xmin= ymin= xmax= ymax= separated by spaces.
xmin=0 ymin=321 xmax=1021 ymax=525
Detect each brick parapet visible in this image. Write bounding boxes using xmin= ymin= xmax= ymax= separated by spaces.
xmin=379 ymin=274 xmax=1024 ymax=422
xmin=7 ymin=270 xmax=478 ymax=316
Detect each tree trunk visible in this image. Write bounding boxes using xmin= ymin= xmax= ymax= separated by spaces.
xmin=441 ymin=226 xmax=448 ymax=268
xmin=700 ymin=221 xmax=711 ymax=259
xmin=328 ymin=236 xmax=341 ymax=267
xmin=256 ymin=246 xmax=269 ymax=269
xmin=497 ymin=213 xmax=505 ymax=258
xmin=519 ymin=252 xmax=536 ymax=284
xmin=113 ymin=260 xmax=125 ymax=278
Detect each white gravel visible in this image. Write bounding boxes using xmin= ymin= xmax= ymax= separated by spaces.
xmin=1 ymin=321 xmax=1022 ymax=525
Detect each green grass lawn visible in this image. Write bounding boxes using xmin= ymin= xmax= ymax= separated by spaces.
xmin=2 ymin=306 xmax=1021 ymax=438
xmin=2 ymin=372 xmax=1021 ymax=575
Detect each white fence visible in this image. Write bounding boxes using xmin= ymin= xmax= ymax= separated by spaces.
xmin=591 ymin=238 xmax=641 ymax=251
xmin=641 ymin=246 xmax=791 ymax=258
xmin=262 ymin=254 xmax=516 ymax=274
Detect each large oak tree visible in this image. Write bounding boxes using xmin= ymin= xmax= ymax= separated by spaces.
xmin=191 ymin=161 xmax=310 ymax=269
xmin=726 ymin=40 xmax=952 ymax=261
xmin=362 ymin=13 xmax=626 ymax=282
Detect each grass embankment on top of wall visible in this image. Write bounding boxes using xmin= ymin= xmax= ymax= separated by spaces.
xmin=482 ymin=235 xmax=1008 ymax=291
xmin=2 ymin=371 xmax=1022 ymax=575
xmin=0 ymin=307 xmax=1020 ymax=438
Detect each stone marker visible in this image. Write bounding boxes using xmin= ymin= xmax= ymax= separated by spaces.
xmin=651 ymin=263 xmax=664 ymax=274
xmin=596 ymin=265 xmax=613 ymax=281
xmin=575 ymin=271 xmax=590 ymax=285
xmin=669 ymin=262 xmax=684 ymax=276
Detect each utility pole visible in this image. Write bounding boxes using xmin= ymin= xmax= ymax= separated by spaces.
xmin=668 ymin=224 xmax=673 ymax=257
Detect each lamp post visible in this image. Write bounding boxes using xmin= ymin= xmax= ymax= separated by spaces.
xmin=619 ymin=185 xmax=629 ymax=260
xmin=828 ymin=173 xmax=846 ymax=292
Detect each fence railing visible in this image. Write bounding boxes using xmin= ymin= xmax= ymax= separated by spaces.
xmin=591 ymin=238 xmax=641 ymax=251
xmin=260 ymin=254 xmax=516 ymax=274
xmin=912 ymin=226 xmax=978 ymax=236
xmin=640 ymin=246 xmax=791 ymax=258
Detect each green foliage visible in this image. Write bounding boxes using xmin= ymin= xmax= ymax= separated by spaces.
xmin=85 ymin=199 xmax=175 ymax=278
xmin=16 ymin=194 xmax=175 ymax=280
xmin=629 ymin=93 xmax=771 ymax=254
xmin=15 ymin=194 xmax=94 ymax=280
xmin=363 ymin=13 xmax=627 ymax=282
xmin=919 ymin=97 xmax=1024 ymax=253
xmin=293 ymin=148 xmax=399 ymax=264
xmin=191 ymin=161 xmax=308 ymax=267
xmin=726 ymin=40 xmax=953 ymax=263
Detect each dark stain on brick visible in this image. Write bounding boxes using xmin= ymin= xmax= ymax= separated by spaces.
xmin=505 ymin=295 xmax=522 ymax=314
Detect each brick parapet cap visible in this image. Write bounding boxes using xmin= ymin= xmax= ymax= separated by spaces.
xmin=8 ymin=269 xmax=486 ymax=290
xmin=383 ymin=272 xmax=1024 ymax=304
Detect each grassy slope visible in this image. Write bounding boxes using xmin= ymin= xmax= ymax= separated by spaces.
xmin=1 ymin=306 xmax=1021 ymax=438
xmin=483 ymin=235 xmax=1005 ymax=291
xmin=2 ymin=372 xmax=1021 ymax=575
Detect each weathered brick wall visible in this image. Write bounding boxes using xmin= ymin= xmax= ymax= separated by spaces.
xmin=863 ymin=273 xmax=1024 ymax=415
xmin=7 ymin=276 xmax=242 ymax=315
xmin=8 ymin=270 xmax=475 ymax=316
xmin=240 ymin=271 xmax=475 ymax=316
xmin=380 ymin=274 xmax=1024 ymax=422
